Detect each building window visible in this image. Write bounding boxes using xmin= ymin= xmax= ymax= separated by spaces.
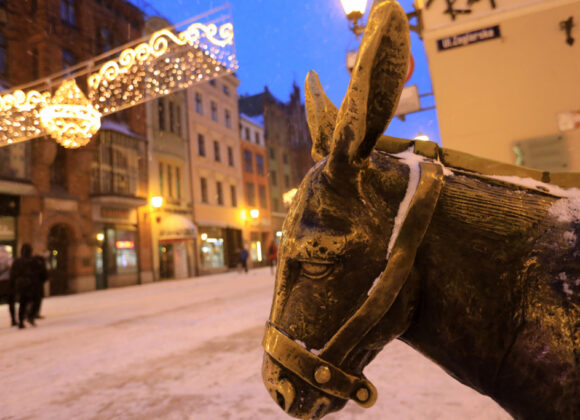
xmin=96 ymin=26 xmax=112 ymax=54
xmin=244 ymin=127 xmax=250 ymax=140
xmin=195 ymin=92 xmax=203 ymax=114
xmin=0 ymin=32 xmax=6 ymax=76
xmin=216 ymin=181 xmax=223 ymax=205
xmin=285 ymin=174 xmax=290 ymax=189
xmin=227 ymin=146 xmax=234 ymax=167
xmin=197 ymin=134 xmax=205 ymax=156
xmin=246 ymin=182 xmax=256 ymax=206
xmin=31 ymin=48 xmax=39 ymax=80
xmin=62 ymin=48 xmax=76 ymax=70
xmin=213 ymin=140 xmax=220 ymax=162
xmin=256 ymin=155 xmax=265 ymax=175
xmin=259 ymin=185 xmax=267 ymax=209
xmin=243 ymin=150 xmax=253 ymax=173
xmin=200 ymin=177 xmax=208 ymax=203
xmin=222 ymin=85 xmax=230 ymax=96
xmin=175 ymin=105 xmax=182 ymax=136
xmin=209 ymin=79 xmax=216 ymax=87
xmin=230 ymin=185 xmax=237 ymax=207
xmin=225 ymin=109 xmax=231 ymax=128
xmin=61 ymin=0 xmax=76 ymax=26
xmin=270 ymin=170 xmax=277 ymax=186
xmin=169 ymin=102 xmax=175 ymax=133
xmin=255 ymin=132 xmax=261 ymax=145
xmin=158 ymin=162 xmax=164 ymax=195
xmin=175 ymin=167 xmax=181 ymax=200
xmin=167 ymin=165 xmax=173 ymax=198
xmin=269 ymin=148 xmax=275 ymax=159
xmin=283 ymin=153 xmax=289 ymax=164
xmin=211 ymin=101 xmax=218 ymax=121
xmin=272 ymin=198 xmax=279 ymax=212
xmin=157 ymin=99 xmax=165 ymax=131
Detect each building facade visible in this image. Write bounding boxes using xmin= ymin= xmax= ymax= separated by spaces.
xmin=239 ymin=114 xmax=272 ymax=267
xmin=187 ymin=75 xmax=244 ymax=274
xmin=0 ymin=0 xmax=149 ymax=293
xmin=239 ymin=85 xmax=313 ymax=237
xmin=421 ymin=0 xmax=580 ymax=171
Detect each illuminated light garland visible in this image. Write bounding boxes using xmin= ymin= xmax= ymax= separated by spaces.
xmin=0 ymin=13 xmax=237 ymax=148
xmin=39 ymin=80 xmax=101 ymax=148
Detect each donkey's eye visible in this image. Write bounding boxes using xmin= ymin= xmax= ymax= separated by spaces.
xmin=300 ymin=262 xmax=333 ymax=279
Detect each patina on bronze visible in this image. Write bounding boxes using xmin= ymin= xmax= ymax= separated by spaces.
xmin=262 ymin=1 xmax=579 ymax=419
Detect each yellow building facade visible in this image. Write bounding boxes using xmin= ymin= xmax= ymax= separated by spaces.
xmin=421 ymin=0 xmax=580 ymax=171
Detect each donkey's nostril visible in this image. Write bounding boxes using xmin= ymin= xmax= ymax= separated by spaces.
xmin=277 ymin=378 xmax=295 ymax=412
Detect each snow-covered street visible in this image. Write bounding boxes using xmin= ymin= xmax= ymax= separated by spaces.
xmin=0 ymin=268 xmax=511 ymax=420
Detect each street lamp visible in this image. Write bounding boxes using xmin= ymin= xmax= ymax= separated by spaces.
xmin=340 ymin=0 xmax=423 ymax=38
xmin=340 ymin=0 xmax=368 ymax=38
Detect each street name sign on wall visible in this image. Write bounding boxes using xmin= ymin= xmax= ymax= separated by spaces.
xmin=437 ymin=25 xmax=501 ymax=51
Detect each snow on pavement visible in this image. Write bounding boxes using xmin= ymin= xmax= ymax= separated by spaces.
xmin=0 ymin=268 xmax=511 ymax=420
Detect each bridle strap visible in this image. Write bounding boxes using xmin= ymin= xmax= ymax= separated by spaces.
xmin=320 ymin=162 xmax=444 ymax=365
xmin=262 ymin=322 xmax=378 ymax=407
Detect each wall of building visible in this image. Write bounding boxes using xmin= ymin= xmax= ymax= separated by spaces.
xmin=421 ymin=0 xmax=580 ymax=171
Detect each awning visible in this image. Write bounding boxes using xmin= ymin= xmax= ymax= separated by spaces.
xmin=158 ymin=214 xmax=198 ymax=241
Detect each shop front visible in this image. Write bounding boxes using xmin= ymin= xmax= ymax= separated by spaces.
xmin=157 ymin=213 xmax=197 ymax=279
xmin=198 ymin=226 xmax=242 ymax=273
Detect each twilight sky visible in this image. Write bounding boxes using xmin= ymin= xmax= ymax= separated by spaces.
xmin=139 ymin=0 xmax=439 ymax=142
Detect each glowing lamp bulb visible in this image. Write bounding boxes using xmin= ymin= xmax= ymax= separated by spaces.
xmin=151 ymin=196 xmax=163 ymax=208
xmin=250 ymin=209 xmax=260 ymax=219
xmin=340 ymin=0 xmax=368 ymax=16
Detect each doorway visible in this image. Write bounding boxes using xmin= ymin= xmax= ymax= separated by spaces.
xmin=47 ymin=224 xmax=70 ymax=295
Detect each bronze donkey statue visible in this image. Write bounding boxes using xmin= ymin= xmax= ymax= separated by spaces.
xmin=261 ymin=1 xmax=579 ymax=419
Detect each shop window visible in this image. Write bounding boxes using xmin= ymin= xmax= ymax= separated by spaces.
xmin=246 ymin=182 xmax=255 ymax=206
xmin=200 ymin=227 xmax=225 ymax=269
xmin=243 ymin=150 xmax=253 ymax=173
xmin=195 ymin=92 xmax=203 ymax=114
xmin=197 ymin=134 xmax=205 ymax=156
xmin=211 ymin=101 xmax=218 ymax=121
xmin=61 ymin=0 xmax=76 ymax=26
xmin=227 ymin=146 xmax=234 ymax=167
xmin=216 ymin=181 xmax=223 ymax=205
xmin=213 ymin=140 xmax=221 ymax=162
xmin=110 ymin=229 xmax=138 ymax=274
xmin=230 ymin=185 xmax=237 ymax=207
xmin=256 ymin=154 xmax=265 ymax=175
xmin=259 ymin=185 xmax=267 ymax=209
xmin=200 ymin=177 xmax=208 ymax=203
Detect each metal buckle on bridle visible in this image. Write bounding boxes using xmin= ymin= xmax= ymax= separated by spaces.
xmin=263 ymin=161 xmax=445 ymax=408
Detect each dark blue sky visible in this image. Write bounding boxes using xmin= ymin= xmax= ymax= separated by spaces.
xmin=141 ymin=0 xmax=439 ymax=142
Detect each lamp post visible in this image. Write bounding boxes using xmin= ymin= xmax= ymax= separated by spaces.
xmin=340 ymin=0 xmax=423 ymax=38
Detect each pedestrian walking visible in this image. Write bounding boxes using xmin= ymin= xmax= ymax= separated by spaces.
xmin=239 ymin=247 xmax=249 ymax=273
xmin=0 ymin=246 xmax=16 ymax=327
xmin=9 ymin=244 xmax=47 ymax=328
xmin=31 ymin=253 xmax=48 ymax=320
xmin=267 ymin=241 xmax=278 ymax=275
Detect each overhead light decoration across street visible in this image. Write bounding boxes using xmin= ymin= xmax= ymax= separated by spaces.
xmin=0 ymin=5 xmax=237 ymax=148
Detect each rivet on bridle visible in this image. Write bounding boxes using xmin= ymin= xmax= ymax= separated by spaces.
xmin=314 ymin=365 xmax=331 ymax=384
xmin=356 ymin=387 xmax=369 ymax=402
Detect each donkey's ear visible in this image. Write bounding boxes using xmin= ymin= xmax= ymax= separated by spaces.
xmin=327 ymin=1 xmax=409 ymax=175
xmin=305 ymin=71 xmax=338 ymax=162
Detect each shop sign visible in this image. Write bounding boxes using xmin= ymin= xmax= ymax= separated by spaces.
xmin=437 ymin=25 xmax=501 ymax=51
xmin=45 ymin=197 xmax=78 ymax=212
xmin=115 ymin=240 xmax=135 ymax=249
xmin=101 ymin=207 xmax=130 ymax=219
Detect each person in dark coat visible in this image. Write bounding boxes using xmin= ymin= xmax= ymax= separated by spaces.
xmin=31 ymin=253 xmax=48 ymax=320
xmin=239 ymin=247 xmax=249 ymax=273
xmin=0 ymin=246 xmax=16 ymax=326
xmin=9 ymin=244 xmax=46 ymax=328
xmin=267 ymin=241 xmax=278 ymax=275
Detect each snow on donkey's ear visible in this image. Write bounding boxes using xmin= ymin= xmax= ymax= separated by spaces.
xmin=326 ymin=0 xmax=410 ymax=177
